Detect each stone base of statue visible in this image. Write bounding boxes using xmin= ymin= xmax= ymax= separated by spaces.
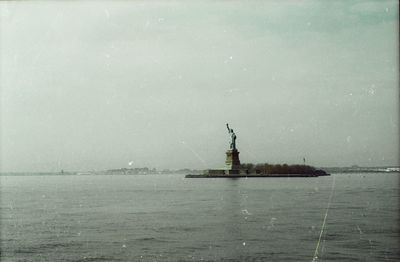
xmin=224 ymin=149 xmax=241 ymax=174
xmin=195 ymin=148 xmax=245 ymax=176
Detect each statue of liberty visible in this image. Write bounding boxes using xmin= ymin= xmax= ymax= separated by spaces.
xmin=226 ymin=123 xmax=237 ymax=150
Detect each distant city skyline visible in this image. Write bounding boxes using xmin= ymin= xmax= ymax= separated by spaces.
xmin=0 ymin=1 xmax=398 ymax=172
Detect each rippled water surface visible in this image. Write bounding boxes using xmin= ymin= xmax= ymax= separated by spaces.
xmin=1 ymin=173 xmax=398 ymax=261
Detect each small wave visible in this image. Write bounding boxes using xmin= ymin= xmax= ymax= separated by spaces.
xmin=134 ymin=237 xmax=172 ymax=243
xmin=12 ymin=241 xmax=84 ymax=256
xmin=174 ymin=245 xmax=210 ymax=251
xmin=12 ymin=248 xmax=37 ymax=254
xmin=336 ymin=238 xmax=378 ymax=250
xmin=321 ymin=251 xmax=362 ymax=261
xmin=323 ymin=233 xmax=348 ymax=241
xmin=72 ymin=255 xmax=117 ymax=262
xmin=154 ymin=226 xmax=199 ymax=234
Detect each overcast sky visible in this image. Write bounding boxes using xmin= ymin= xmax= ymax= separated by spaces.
xmin=0 ymin=1 xmax=398 ymax=172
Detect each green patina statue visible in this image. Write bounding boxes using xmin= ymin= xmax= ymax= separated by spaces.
xmin=226 ymin=123 xmax=237 ymax=150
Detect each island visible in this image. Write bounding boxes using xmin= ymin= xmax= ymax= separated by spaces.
xmin=185 ymin=124 xmax=330 ymax=178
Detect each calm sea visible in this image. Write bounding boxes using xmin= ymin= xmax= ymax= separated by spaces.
xmin=1 ymin=173 xmax=398 ymax=261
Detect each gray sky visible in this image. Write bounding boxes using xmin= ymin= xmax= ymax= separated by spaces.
xmin=0 ymin=1 xmax=398 ymax=172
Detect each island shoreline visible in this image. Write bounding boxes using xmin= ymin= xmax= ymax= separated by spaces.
xmin=185 ymin=173 xmax=330 ymax=178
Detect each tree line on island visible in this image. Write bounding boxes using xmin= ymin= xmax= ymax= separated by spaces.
xmin=240 ymin=163 xmax=328 ymax=176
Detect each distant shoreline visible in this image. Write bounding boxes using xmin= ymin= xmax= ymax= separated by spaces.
xmin=0 ymin=169 xmax=398 ymax=176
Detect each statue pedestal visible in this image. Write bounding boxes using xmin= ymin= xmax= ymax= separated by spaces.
xmin=203 ymin=149 xmax=247 ymax=176
xmin=225 ymin=149 xmax=241 ymax=174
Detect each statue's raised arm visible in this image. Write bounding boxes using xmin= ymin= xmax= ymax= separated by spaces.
xmin=226 ymin=123 xmax=231 ymax=133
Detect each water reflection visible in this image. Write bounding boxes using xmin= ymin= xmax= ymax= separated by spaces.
xmin=221 ymin=178 xmax=246 ymax=257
